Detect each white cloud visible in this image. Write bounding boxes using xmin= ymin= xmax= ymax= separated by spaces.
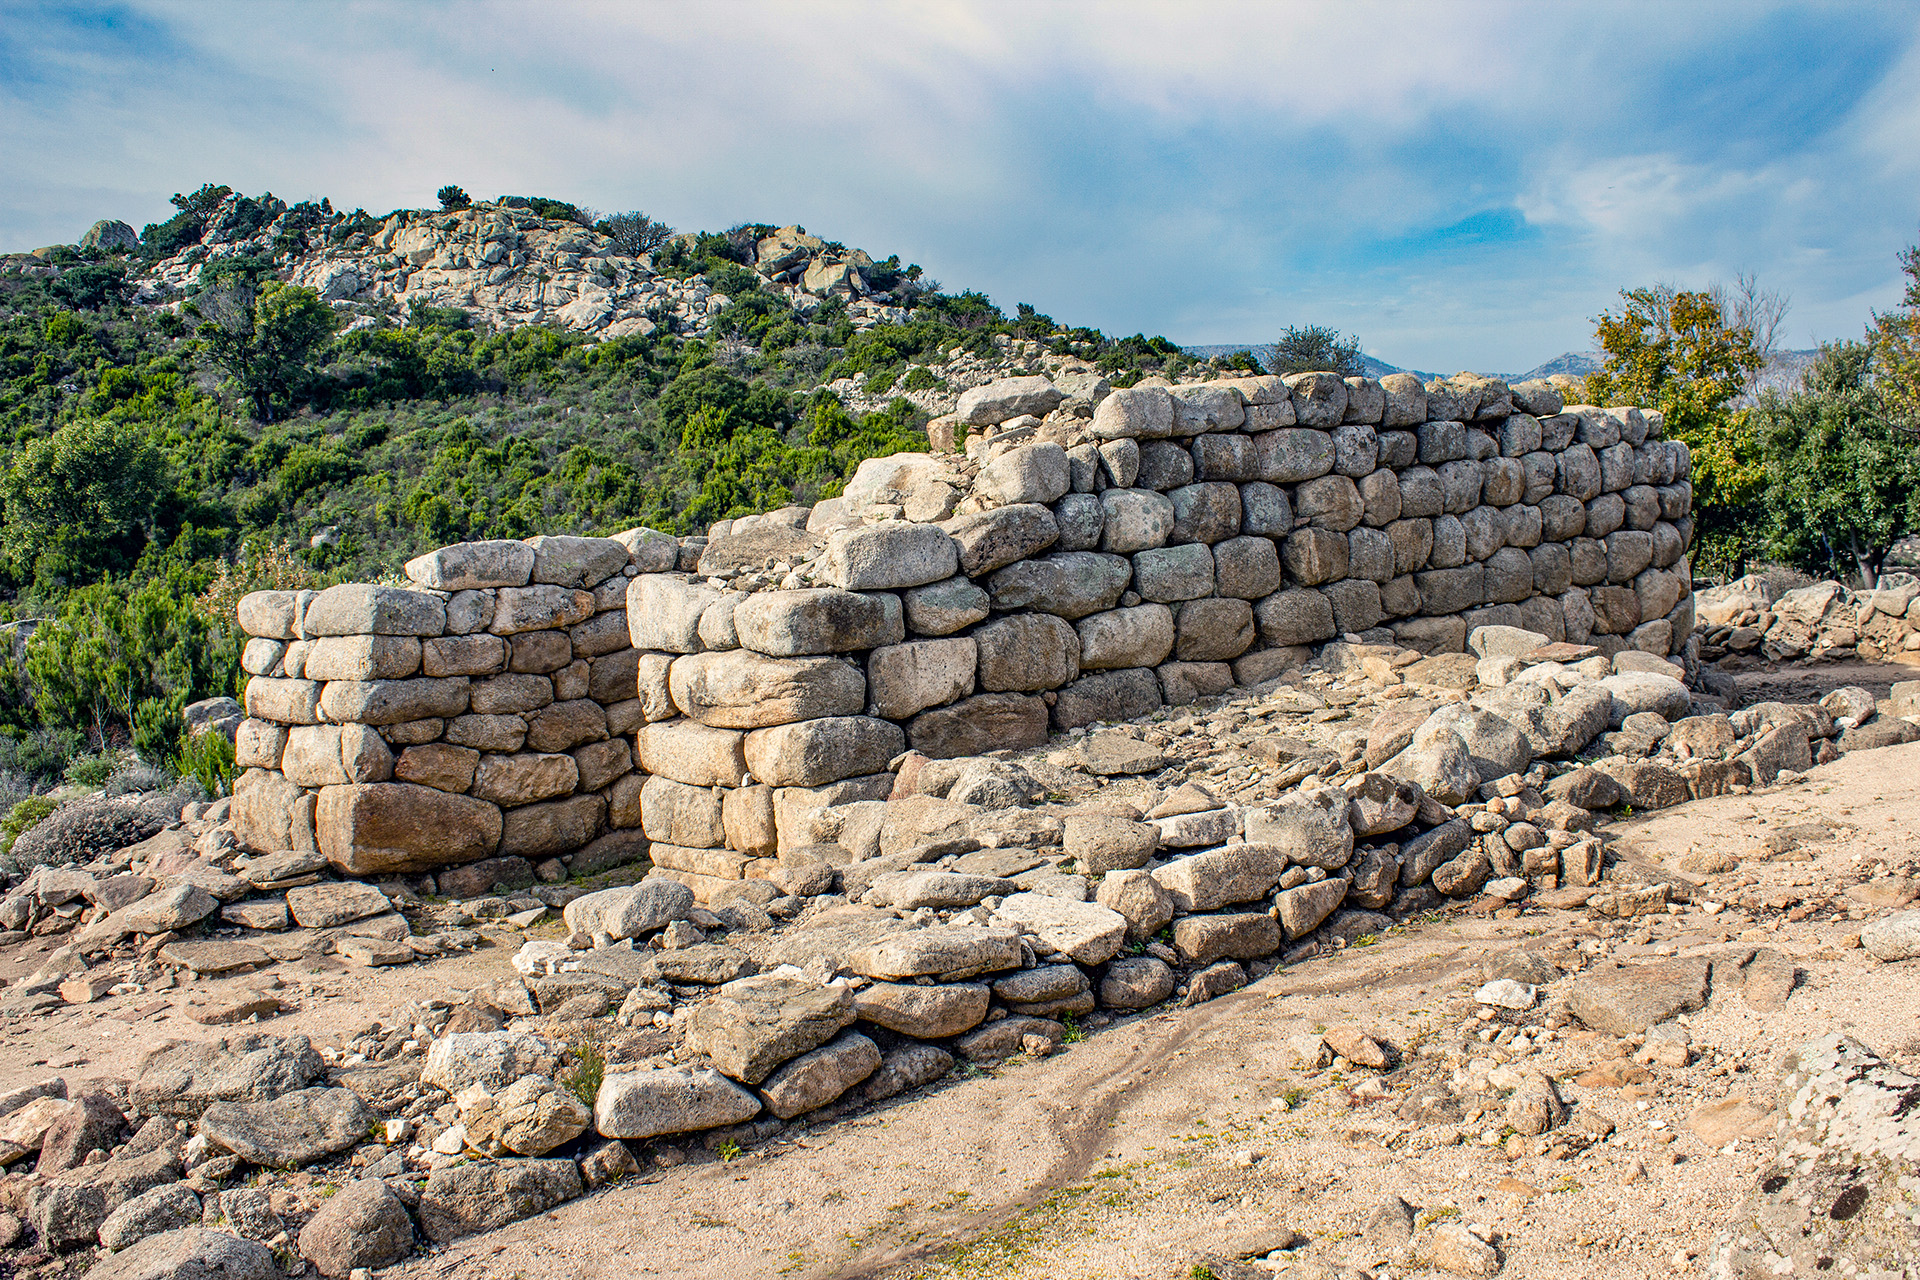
xmin=4 ymin=0 xmax=1916 ymax=370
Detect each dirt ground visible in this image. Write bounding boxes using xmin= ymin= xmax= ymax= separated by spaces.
xmin=3 ymin=741 xmax=1912 ymax=1280
xmin=331 ymin=741 xmax=1919 ymax=1280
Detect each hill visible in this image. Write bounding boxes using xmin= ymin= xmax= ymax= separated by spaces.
xmin=0 ymin=185 xmax=1203 ymax=790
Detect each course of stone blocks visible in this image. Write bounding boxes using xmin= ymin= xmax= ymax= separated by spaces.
xmin=230 ymin=370 xmax=1683 ymax=887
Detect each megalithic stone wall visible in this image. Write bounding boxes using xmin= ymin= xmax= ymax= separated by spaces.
xmin=229 ymin=370 xmax=1687 ymax=897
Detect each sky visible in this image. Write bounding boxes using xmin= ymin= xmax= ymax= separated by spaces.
xmin=3 ymin=1 xmax=1918 ymax=374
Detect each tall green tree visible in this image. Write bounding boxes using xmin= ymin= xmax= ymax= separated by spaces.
xmin=0 ymin=417 xmax=166 ymax=587
xmin=1267 ymin=325 xmax=1364 ymax=377
xmin=1869 ymin=236 xmax=1920 ymax=433
xmin=1753 ymin=342 xmax=1920 ymax=585
xmin=193 ymin=278 xmax=337 ymax=420
xmin=1585 ymin=284 xmax=1769 ymax=573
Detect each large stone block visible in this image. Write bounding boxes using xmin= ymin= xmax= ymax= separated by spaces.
xmin=1380 ymin=372 xmax=1427 ymax=426
xmin=909 ymin=693 xmax=1049 ymax=759
xmin=1295 ymin=474 xmax=1364 ymax=532
xmin=942 ymin=504 xmax=1059 ymax=576
xmin=1322 ymin=579 xmax=1384 ymax=633
xmin=1212 ymin=535 xmax=1282 ymax=599
xmin=1170 ymin=383 xmax=1246 ymax=435
xmin=1175 ymin=598 xmax=1254 ymax=661
xmin=316 ymin=783 xmax=503 ymax=875
xmin=668 ymin=651 xmax=866 ymax=728
xmin=1091 ymin=385 xmax=1174 ymax=439
xmin=627 ymin=576 xmax=721 ymax=654
xmin=524 ymin=699 xmax=609 ymax=753
xmin=303 ymin=635 xmax=422 ymax=682
xmin=1282 ymin=372 xmax=1348 ymax=426
xmin=490 ymin=585 xmax=595 ymax=636
xmin=422 ymin=633 xmax=508 ymax=678
xmin=1099 ymin=489 xmax=1176 ymax=554
xmin=1076 ymin=605 xmax=1175 ymax=670
xmin=1255 ymin=589 xmax=1336 ymax=646
xmin=238 ymin=590 xmax=298 ymax=639
xmin=956 ymin=375 xmax=1064 ymax=425
xmin=976 ymin=442 xmax=1072 ymax=507
xmin=1254 ymin=428 xmax=1335 ymax=483
xmin=819 ymin=522 xmax=958 ymax=590
xmin=1238 ymin=482 xmax=1292 ymax=537
xmin=499 ymin=794 xmax=604 ymax=859
xmin=636 ymin=719 xmax=747 ymax=788
xmin=1052 ymin=668 xmax=1162 ymax=729
xmin=1052 ymin=492 xmax=1105 ymax=550
xmin=640 ymin=775 xmax=725 ymax=848
xmin=406 ymin=540 xmax=536 ymax=591
xmin=472 ymin=752 xmax=580 ymax=808
xmin=987 ymin=552 xmax=1133 ymax=620
xmin=975 ymin=613 xmax=1081 ymax=692
xmin=745 ymin=717 xmax=907 ymax=788
xmin=1283 ymin=528 xmax=1349 ymax=585
xmin=1167 ymin=482 xmax=1242 ymax=545
xmin=1132 ymin=543 xmax=1214 ymax=602
xmin=319 ymin=677 xmax=470 ymax=726
xmin=901 ymin=576 xmax=991 ymax=636
xmin=1417 ymin=565 xmax=1485 ymax=615
xmin=867 ymin=638 xmax=977 ymax=719
xmin=304 ymin=584 xmax=446 ymax=637
xmin=244 ymin=677 xmax=320 ymax=726
xmin=526 ymin=535 xmax=628 ymax=588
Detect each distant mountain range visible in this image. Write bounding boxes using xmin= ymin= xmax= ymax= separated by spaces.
xmin=1183 ymin=343 xmax=1822 ymax=394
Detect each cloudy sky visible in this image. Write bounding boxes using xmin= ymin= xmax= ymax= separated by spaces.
xmin=4 ymin=1 xmax=1917 ymax=372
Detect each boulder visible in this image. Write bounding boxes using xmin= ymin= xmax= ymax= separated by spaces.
xmin=406 ymin=540 xmax=537 ymax=591
xmin=594 ymin=1067 xmax=761 ymax=1140
xmin=683 ymin=977 xmax=855 ymax=1084
xmin=758 ymin=1032 xmax=881 ymax=1119
xmin=462 ymin=1075 xmax=591 ymax=1157
xmin=991 ymin=892 xmax=1127 ymax=965
xmin=420 ymin=1031 xmax=559 ymax=1093
xmin=196 ymin=1087 xmax=375 ymax=1167
xmin=315 ymin=783 xmax=502 ymax=875
xmin=853 ymin=982 xmax=990 ymax=1038
xmin=86 ymin=1229 xmax=279 ymax=1280
xmin=417 ymin=1158 xmax=583 ymax=1242
xmin=1151 ymin=844 xmax=1286 ymax=912
xmin=131 ymin=1034 xmax=326 ymax=1118
xmin=1569 ymin=959 xmax=1710 ymax=1033
xmin=848 ymin=926 xmax=1024 ymax=981
xmin=667 ymin=651 xmax=866 ymax=729
xmin=820 ymin=522 xmax=958 ymax=590
xmin=956 ymin=375 xmax=1063 ymax=425
xmin=298 ymin=1179 xmax=415 ymax=1277
xmin=1242 ymin=788 xmax=1354 ymax=869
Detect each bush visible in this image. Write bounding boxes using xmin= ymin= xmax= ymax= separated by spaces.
xmin=64 ymin=753 xmax=117 ymax=789
xmin=1267 ymin=325 xmax=1364 ymax=377
xmin=6 ymin=791 xmax=172 ymax=873
xmin=0 ymin=795 xmax=56 ymax=862
xmin=597 ymin=212 xmax=674 ymax=258
xmin=437 ymin=185 xmax=471 ymax=211
xmin=174 ymin=729 xmax=236 ymax=799
xmin=132 ymin=696 xmax=185 ymax=766
xmin=0 ymin=729 xmax=88 ymax=788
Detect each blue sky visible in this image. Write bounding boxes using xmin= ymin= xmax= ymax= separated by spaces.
xmin=3 ymin=1 xmax=1917 ymax=373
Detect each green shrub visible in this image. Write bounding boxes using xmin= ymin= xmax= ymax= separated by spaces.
xmin=132 ymin=697 xmax=185 ymax=766
xmin=0 ymin=795 xmax=56 ymax=859
xmin=174 ymin=730 xmax=236 ymax=798
xmin=63 ymin=753 xmax=116 ymax=789
xmin=437 ymin=185 xmax=471 ymax=211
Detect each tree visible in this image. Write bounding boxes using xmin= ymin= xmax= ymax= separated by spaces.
xmin=1753 ymin=342 xmax=1920 ymax=584
xmin=597 ymin=211 xmax=674 ymax=258
xmin=0 ymin=417 xmax=165 ymax=586
xmin=1267 ymin=325 xmax=1364 ymax=377
xmin=192 ymin=278 xmax=337 ymax=420
xmin=437 ymin=185 xmax=471 ymax=211
xmin=1869 ymin=235 xmax=1920 ymax=434
xmin=1585 ymin=283 xmax=1769 ymax=573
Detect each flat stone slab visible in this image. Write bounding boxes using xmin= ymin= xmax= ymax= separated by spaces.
xmin=1568 ymin=957 xmax=1710 ymax=1034
xmin=1079 ymin=731 xmax=1166 ymax=777
xmin=159 ymin=940 xmax=269 ymax=975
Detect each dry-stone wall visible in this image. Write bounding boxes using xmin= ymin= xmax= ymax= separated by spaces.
xmin=232 ymin=369 xmax=1683 ymax=889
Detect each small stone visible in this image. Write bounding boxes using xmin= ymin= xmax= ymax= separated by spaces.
xmin=1323 ymin=1026 xmax=1388 ymax=1069
xmin=1474 ymin=979 xmax=1536 ymax=1010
